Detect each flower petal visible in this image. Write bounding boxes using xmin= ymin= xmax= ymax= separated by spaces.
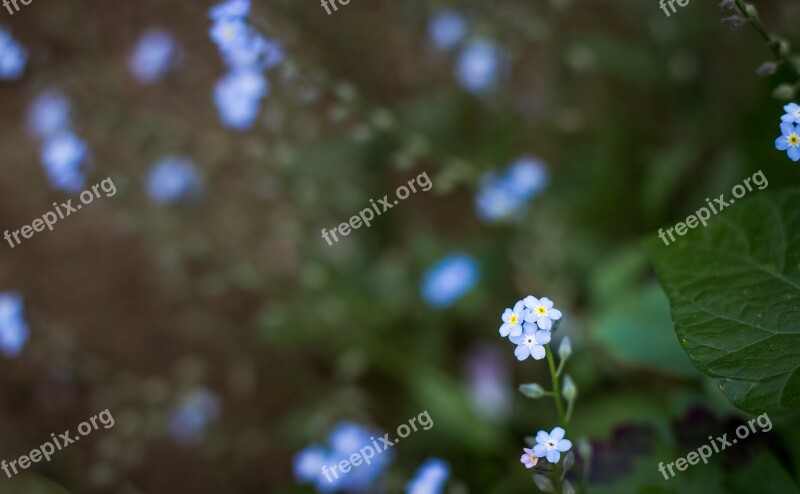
xmin=539 ymin=297 xmax=553 ymax=309
xmin=776 ymin=135 xmax=790 ymax=150
xmin=530 ymin=345 xmax=546 ymax=360
xmin=556 ymin=439 xmax=572 ymax=452
xmin=790 ymin=146 xmax=800 ymax=162
xmin=535 ymin=431 xmax=549 ymax=444
xmin=781 ymin=122 xmax=795 ymax=136
xmin=513 ymin=300 xmax=525 ymax=313
xmin=509 ymin=334 xmax=524 ymax=345
xmin=523 ymin=296 xmax=538 ymax=309
xmin=533 ymin=444 xmax=548 ymax=457
xmin=547 ymin=308 xmax=562 ymax=320
xmin=782 ymin=114 xmax=796 ymax=123
xmin=535 ymin=330 xmax=551 ymax=345
xmin=524 ymin=448 xmax=534 ymax=455
xmin=499 ymin=323 xmax=511 ymax=337
xmin=509 ymin=324 xmax=523 ymax=338
xmin=537 ymin=317 xmax=552 ymax=330
xmin=514 ymin=345 xmax=531 ymax=361
xmin=550 ymin=427 xmax=565 ymax=441
xmin=546 ymin=449 xmax=560 ymax=463
xmin=502 ymin=309 xmax=512 ymax=323
xmin=523 ymin=310 xmax=537 ymax=323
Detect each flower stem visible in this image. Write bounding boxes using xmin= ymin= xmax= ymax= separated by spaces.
xmin=545 ymin=346 xmax=566 ymax=425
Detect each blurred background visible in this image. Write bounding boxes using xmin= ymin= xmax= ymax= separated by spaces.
xmin=0 ymin=0 xmax=799 ymax=492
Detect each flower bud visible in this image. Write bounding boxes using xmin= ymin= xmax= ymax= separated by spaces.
xmin=558 ymin=337 xmax=572 ymax=361
xmin=578 ymin=437 xmax=592 ymax=459
xmin=756 ymin=61 xmax=778 ymax=76
xmin=562 ymin=374 xmax=577 ymax=401
xmin=519 ymin=383 xmax=546 ymax=399
xmin=719 ymin=0 xmax=734 ymax=10
xmin=774 ymin=84 xmax=797 ymax=101
xmin=720 ymin=15 xmax=746 ymax=28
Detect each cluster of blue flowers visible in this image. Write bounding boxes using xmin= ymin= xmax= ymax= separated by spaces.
xmin=168 ymin=388 xmax=221 ymax=446
xmin=498 ymin=295 xmax=561 ymax=361
xmin=146 ymin=155 xmax=203 ymax=205
xmin=129 ymin=29 xmax=181 ymax=85
xmin=208 ymin=0 xmax=285 ymax=130
xmin=294 ymin=422 xmax=393 ymax=493
xmin=475 ymin=156 xmax=548 ymax=223
xmin=420 ymin=253 xmax=479 ymax=309
xmin=775 ymin=102 xmax=800 ymax=162
xmin=0 ymin=26 xmax=27 ymax=80
xmin=27 ymin=90 xmax=90 ymax=192
xmin=0 ymin=292 xmax=29 ymax=358
xmin=428 ymin=10 xmax=502 ymax=94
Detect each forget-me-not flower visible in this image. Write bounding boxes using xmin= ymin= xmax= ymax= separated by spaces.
xmin=0 ymin=292 xmax=29 ymax=358
xmin=169 ymin=388 xmax=221 ymax=445
xmin=506 ymin=156 xmax=548 ymax=199
xmin=456 ymin=40 xmax=500 ymax=94
xmin=41 ymin=132 xmax=88 ymax=192
xmin=129 ymin=29 xmax=180 ymax=84
xmin=474 ymin=157 xmax=548 ymax=223
xmin=428 ymin=10 xmax=466 ymax=52
xmin=510 ymin=323 xmax=551 ymax=361
xmin=406 ymin=458 xmax=450 ymax=494
xmin=210 ymin=18 xmax=251 ymax=53
xmin=523 ymin=296 xmax=562 ymax=330
xmin=781 ymin=103 xmax=800 ymax=124
xmin=213 ymin=69 xmax=268 ymax=130
xmin=420 ymin=253 xmax=479 ymax=308
xmin=221 ymin=31 xmax=285 ymax=70
xmin=775 ymin=122 xmax=800 ymax=162
xmin=533 ymin=427 xmax=572 ymax=463
xmin=0 ymin=27 xmax=27 ymax=80
xmin=499 ymin=300 xmax=526 ymax=338
xmin=209 ymin=0 xmax=250 ymax=21
xmin=27 ymin=90 xmax=71 ymax=138
xmin=146 ymin=155 xmax=202 ymax=205
xmin=520 ymin=447 xmax=538 ymax=469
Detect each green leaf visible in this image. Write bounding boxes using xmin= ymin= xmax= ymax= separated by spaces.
xmin=649 ymin=188 xmax=800 ymax=415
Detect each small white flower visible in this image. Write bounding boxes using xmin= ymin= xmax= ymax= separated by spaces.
xmin=523 ymin=295 xmax=562 ymax=330
xmin=499 ymin=300 xmax=527 ymax=338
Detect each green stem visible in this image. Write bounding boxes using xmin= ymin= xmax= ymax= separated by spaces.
xmin=545 ymin=346 xmax=566 ymax=425
xmin=734 ymin=0 xmax=800 ymax=80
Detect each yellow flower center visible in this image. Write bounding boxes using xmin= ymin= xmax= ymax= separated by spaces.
xmin=790 ymin=134 xmax=799 ymax=146
xmin=509 ymin=314 xmax=519 ymax=325
xmin=536 ymin=306 xmax=547 ymax=316
xmin=223 ymin=27 xmax=235 ymax=39
xmin=529 ymin=454 xmax=538 ymax=464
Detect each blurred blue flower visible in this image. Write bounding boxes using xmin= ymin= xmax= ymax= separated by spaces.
xmin=169 ymin=388 xmax=221 ymax=445
xmin=406 ymin=458 xmax=450 ymax=494
xmin=40 ymin=132 xmax=88 ymax=192
xmin=533 ymin=427 xmax=572 ymax=463
xmin=428 ymin=10 xmax=466 ymax=51
xmin=466 ymin=345 xmax=511 ymax=422
xmin=221 ymin=31 xmax=285 ymax=71
xmin=146 ymin=155 xmax=203 ymax=205
xmin=456 ymin=40 xmax=500 ymax=94
xmin=295 ymin=421 xmax=392 ymax=493
xmin=505 ymin=156 xmax=548 ymax=199
xmin=213 ymin=70 xmax=268 ymax=130
xmin=210 ymin=18 xmax=251 ymax=53
xmin=129 ymin=29 xmax=180 ymax=84
xmin=0 ymin=292 xmax=29 ymax=358
xmin=27 ymin=90 xmax=71 ymax=139
xmin=420 ymin=253 xmax=479 ymax=309
xmin=775 ymin=122 xmax=800 ymax=162
xmin=209 ymin=0 xmax=250 ymax=21
xmin=0 ymin=27 xmax=27 ymax=80
xmin=781 ymin=102 xmax=800 ymax=124
xmin=474 ymin=157 xmax=548 ymax=223
xmin=509 ymin=323 xmax=550 ymax=361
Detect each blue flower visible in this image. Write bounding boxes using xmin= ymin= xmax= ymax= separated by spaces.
xmin=533 ymin=427 xmax=572 ymax=463
xmin=210 ymin=18 xmax=251 ymax=53
xmin=0 ymin=292 xmax=29 ymax=358
xmin=146 ymin=155 xmax=203 ymax=205
xmin=775 ymin=122 xmax=800 ymax=162
xmin=420 ymin=253 xmax=479 ymax=309
xmin=466 ymin=346 xmax=511 ymax=422
xmin=499 ymin=300 xmax=526 ymax=338
xmin=474 ymin=157 xmax=548 ymax=223
xmin=505 ymin=156 xmax=548 ymax=200
xmin=209 ymin=0 xmax=250 ymax=21
xmin=428 ymin=10 xmax=466 ymax=51
xmin=169 ymin=389 xmax=221 ymax=445
xmin=509 ymin=323 xmax=551 ymax=361
xmin=522 ymin=295 xmax=562 ymax=330
xmin=781 ymin=103 xmax=800 ymax=124
xmin=27 ymin=90 xmax=71 ymax=138
xmin=456 ymin=40 xmax=500 ymax=94
xmin=213 ymin=70 xmax=269 ymax=130
xmin=0 ymin=27 xmax=27 ymax=80
xmin=406 ymin=458 xmax=450 ymax=494
xmin=129 ymin=29 xmax=180 ymax=84
xmin=40 ymin=132 xmax=88 ymax=192
xmin=294 ymin=446 xmax=341 ymax=492
xmin=221 ymin=31 xmax=285 ymax=71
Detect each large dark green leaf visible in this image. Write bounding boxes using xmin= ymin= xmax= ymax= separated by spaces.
xmin=649 ymin=188 xmax=800 ymax=415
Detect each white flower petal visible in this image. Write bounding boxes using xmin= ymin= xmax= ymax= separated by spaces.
xmin=539 ymin=297 xmax=553 ymax=309
xmin=535 ymin=330 xmax=551 ymax=345
xmin=509 ymin=324 xmax=523 ymax=337
xmin=514 ymin=345 xmax=531 ymax=361
xmin=550 ymin=427 xmax=565 ymax=441
xmin=499 ymin=323 xmax=510 ymax=337
xmin=523 ymin=296 xmax=539 ymax=309
xmin=547 ymin=308 xmax=562 ymax=320
xmin=530 ymin=345 xmax=546 ymax=360
xmin=556 ymin=439 xmax=572 ymax=452
xmin=537 ymin=317 xmax=552 ymax=330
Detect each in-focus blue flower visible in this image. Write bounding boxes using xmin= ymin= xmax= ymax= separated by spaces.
xmin=499 ymin=300 xmax=526 ymax=338
xmin=129 ymin=29 xmax=180 ymax=84
xmin=213 ymin=70 xmax=269 ymax=130
xmin=428 ymin=10 xmax=466 ymax=51
xmin=510 ymin=323 xmax=551 ymax=361
xmin=456 ymin=40 xmax=500 ymax=94
xmin=781 ymin=102 xmax=800 ymax=124
xmin=406 ymin=458 xmax=450 ymax=494
xmin=0 ymin=292 xmax=29 ymax=358
xmin=775 ymin=122 xmax=800 ymax=162
xmin=0 ymin=27 xmax=27 ymax=80
xmin=209 ymin=0 xmax=250 ymax=21
xmin=169 ymin=388 xmax=221 ymax=445
xmin=420 ymin=253 xmax=479 ymax=309
xmin=40 ymin=132 xmax=88 ymax=192
xmin=27 ymin=90 xmax=71 ymax=139
xmin=523 ymin=295 xmax=562 ymax=330
xmin=533 ymin=427 xmax=572 ymax=463
xmin=146 ymin=155 xmax=203 ymax=205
